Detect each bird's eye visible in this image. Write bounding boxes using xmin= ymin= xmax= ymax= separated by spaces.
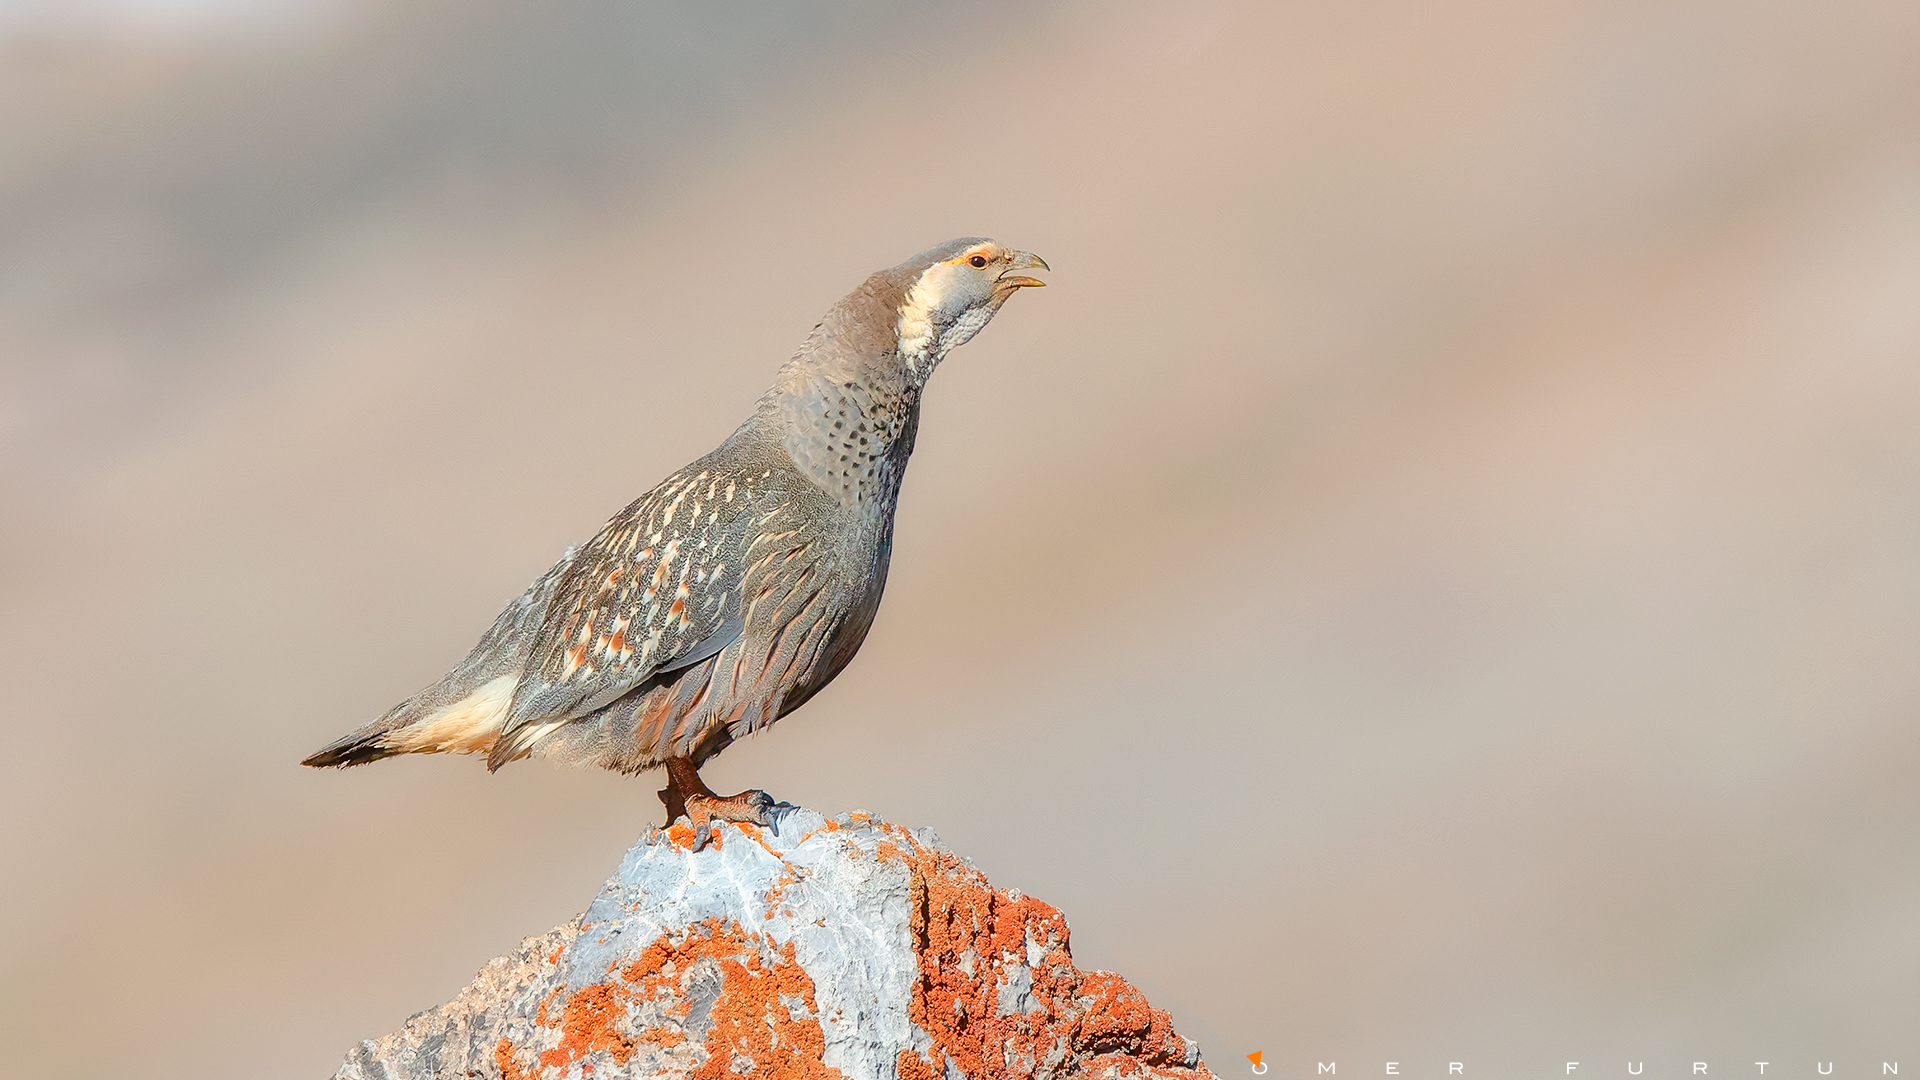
xmin=969 ymin=254 xmax=988 ymax=268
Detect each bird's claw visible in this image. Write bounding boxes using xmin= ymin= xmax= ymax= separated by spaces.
xmin=763 ymin=800 xmax=800 ymax=836
xmin=737 ymin=789 xmax=776 ymax=825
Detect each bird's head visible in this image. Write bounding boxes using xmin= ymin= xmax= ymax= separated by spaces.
xmin=889 ymin=237 xmax=1048 ymax=372
xmin=767 ymin=237 xmax=1049 ymax=500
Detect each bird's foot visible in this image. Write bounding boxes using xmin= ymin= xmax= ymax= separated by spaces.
xmin=685 ymin=789 xmax=775 ymax=851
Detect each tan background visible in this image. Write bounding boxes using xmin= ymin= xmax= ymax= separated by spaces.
xmin=2 ymin=0 xmax=1917 ymax=1076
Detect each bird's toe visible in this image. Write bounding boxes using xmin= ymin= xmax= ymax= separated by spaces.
xmin=742 ymin=789 xmax=776 ymax=825
xmin=685 ymin=789 xmax=777 ymax=832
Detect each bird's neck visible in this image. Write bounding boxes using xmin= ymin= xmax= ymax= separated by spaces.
xmin=759 ymin=268 xmax=968 ymax=506
xmin=766 ymin=334 xmax=925 ymax=509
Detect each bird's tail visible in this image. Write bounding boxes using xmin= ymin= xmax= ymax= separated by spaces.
xmin=299 ymin=729 xmax=401 ymax=768
xmin=300 ymin=675 xmax=520 ymax=768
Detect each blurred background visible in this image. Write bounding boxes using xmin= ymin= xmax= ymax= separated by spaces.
xmin=3 ymin=0 xmax=1917 ymax=1076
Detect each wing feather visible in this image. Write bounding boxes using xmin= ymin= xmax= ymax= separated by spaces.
xmin=486 ymin=462 xmax=808 ymax=768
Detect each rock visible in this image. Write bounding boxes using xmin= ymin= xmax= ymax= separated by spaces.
xmin=333 ymin=808 xmax=1214 ymax=1080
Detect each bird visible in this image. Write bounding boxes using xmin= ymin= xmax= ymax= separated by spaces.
xmin=302 ymin=238 xmax=1047 ymax=844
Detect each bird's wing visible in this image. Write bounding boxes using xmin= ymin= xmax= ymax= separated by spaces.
xmin=489 ymin=466 xmax=790 ymax=765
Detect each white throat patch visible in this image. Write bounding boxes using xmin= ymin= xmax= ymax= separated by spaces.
xmin=894 ymin=264 xmax=947 ymax=372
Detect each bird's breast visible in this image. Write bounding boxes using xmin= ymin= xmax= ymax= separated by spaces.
xmin=776 ymin=372 xmax=920 ymax=510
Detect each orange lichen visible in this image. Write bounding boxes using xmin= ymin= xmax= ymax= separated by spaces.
xmin=1076 ymin=971 xmax=1188 ymax=1063
xmin=891 ymin=831 xmax=1214 ymax=1079
xmin=733 ymin=821 xmax=784 ymax=858
xmin=494 ymin=1037 xmax=533 ymax=1080
xmin=540 ymin=982 xmax=636 ymax=1069
xmin=534 ymin=984 xmax=564 ymax=1027
xmin=637 ymin=1024 xmax=686 ymax=1048
xmin=523 ymin=917 xmax=841 ymax=1079
xmin=897 ymin=1047 xmax=941 ymax=1080
xmin=688 ymin=946 xmax=836 ymax=1079
xmin=762 ymin=868 xmax=800 ymax=912
xmin=665 ymin=821 xmax=698 ymax=849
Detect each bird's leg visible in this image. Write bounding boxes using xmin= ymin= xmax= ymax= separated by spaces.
xmin=657 ymin=756 xmax=712 ymax=826
xmin=657 ymin=756 xmax=774 ymax=849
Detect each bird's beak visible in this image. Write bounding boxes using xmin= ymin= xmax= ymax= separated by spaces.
xmin=996 ymin=250 xmax=1049 ymax=290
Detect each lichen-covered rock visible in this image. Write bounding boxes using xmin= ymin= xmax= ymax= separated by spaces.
xmin=334 ymin=809 xmax=1213 ymax=1080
